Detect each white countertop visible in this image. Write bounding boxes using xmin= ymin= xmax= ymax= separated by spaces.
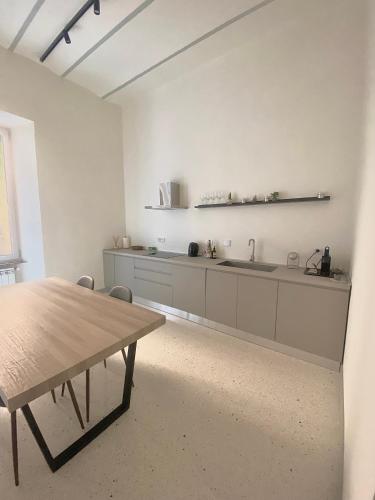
xmin=103 ymin=248 xmax=351 ymax=292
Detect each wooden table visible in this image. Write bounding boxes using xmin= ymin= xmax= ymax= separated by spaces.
xmin=0 ymin=277 xmax=165 ymax=484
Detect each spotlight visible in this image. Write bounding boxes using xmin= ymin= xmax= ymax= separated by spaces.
xmin=93 ymin=0 xmax=100 ymax=15
xmin=63 ymin=31 xmax=71 ymax=44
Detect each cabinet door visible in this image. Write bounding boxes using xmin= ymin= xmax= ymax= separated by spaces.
xmin=276 ymin=282 xmax=349 ymax=361
xmin=237 ymin=275 xmax=278 ymax=340
xmin=103 ymin=253 xmax=115 ymax=289
xmin=114 ymin=255 xmax=134 ymax=290
xmin=206 ymin=270 xmax=237 ymax=327
xmin=172 ymin=266 xmax=206 ymax=316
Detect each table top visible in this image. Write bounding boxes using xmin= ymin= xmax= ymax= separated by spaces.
xmin=0 ymin=277 xmax=165 ymax=412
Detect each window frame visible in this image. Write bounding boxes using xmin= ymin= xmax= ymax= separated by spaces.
xmin=0 ymin=127 xmax=19 ymax=262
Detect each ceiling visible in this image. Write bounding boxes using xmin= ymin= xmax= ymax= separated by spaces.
xmin=0 ymin=0 xmax=276 ymax=104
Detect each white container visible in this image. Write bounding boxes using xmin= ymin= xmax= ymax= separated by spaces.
xmin=122 ymin=237 xmax=130 ymax=249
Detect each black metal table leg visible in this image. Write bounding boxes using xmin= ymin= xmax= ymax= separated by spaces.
xmin=121 ymin=347 xmax=135 ymax=387
xmin=86 ymin=369 xmax=90 ymax=423
xmin=21 ymin=341 xmax=137 ymax=473
xmin=122 ymin=342 xmax=136 ymax=407
xmin=22 ymin=404 xmax=55 ymax=471
xmin=11 ymin=411 xmax=19 ymax=486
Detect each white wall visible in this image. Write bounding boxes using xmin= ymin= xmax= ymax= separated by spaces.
xmin=121 ymin=0 xmax=365 ymax=270
xmin=0 ymin=46 xmax=124 ymax=287
xmin=343 ymin=1 xmax=375 ymax=498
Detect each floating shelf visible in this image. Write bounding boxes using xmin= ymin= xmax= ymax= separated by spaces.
xmin=194 ymin=196 xmax=330 ymax=209
xmin=145 ymin=205 xmax=188 ymax=210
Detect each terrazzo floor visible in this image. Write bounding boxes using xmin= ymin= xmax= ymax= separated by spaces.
xmin=0 ymin=310 xmax=343 ymax=500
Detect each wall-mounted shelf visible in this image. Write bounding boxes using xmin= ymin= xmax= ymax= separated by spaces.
xmin=194 ymin=196 xmax=330 ymax=209
xmin=145 ymin=205 xmax=188 ymax=210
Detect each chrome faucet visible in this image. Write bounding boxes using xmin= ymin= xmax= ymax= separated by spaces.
xmin=248 ymin=239 xmax=255 ymax=262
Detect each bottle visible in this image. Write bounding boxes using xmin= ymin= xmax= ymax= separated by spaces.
xmin=206 ymin=240 xmax=212 ymax=258
xmin=212 ymin=245 xmax=217 ymax=259
xmin=320 ymin=246 xmax=331 ymax=277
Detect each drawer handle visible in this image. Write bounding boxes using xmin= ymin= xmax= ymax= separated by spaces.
xmin=134 ymin=266 xmax=171 ymax=276
xmin=134 ymin=276 xmax=172 ymax=287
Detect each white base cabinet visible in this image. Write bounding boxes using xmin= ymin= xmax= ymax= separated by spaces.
xmin=172 ymin=266 xmax=206 ymax=317
xmin=237 ymin=275 xmax=278 ymax=340
xmin=114 ymin=255 xmax=134 ymax=290
xmin=206 ymin=270 xmax=237 ymax=328
xmin=275 ymin=282 xmax=349 ymax=362
xmin=103 ymin=252 xmax=350 ymax=364
xmin=103 ymin=253 xmax=115 ymax=289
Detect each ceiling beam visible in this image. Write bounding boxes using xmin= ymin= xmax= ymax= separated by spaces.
xmin=102 ymin=0 xmax=277 ymax=100
xmin=9 ymin=0 xmax=46 ymax=51
xmin=62 ymin=0 xmax=154 ymax=78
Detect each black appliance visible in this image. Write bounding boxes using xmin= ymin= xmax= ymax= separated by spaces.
xmin=320 ymin=246 xmax=332 ymax=277
xmin=188 ymin=242 xmax=199 ymax=257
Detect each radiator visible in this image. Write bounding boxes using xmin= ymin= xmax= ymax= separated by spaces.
xmin=0 ymin=268 xmax=16 ymax=286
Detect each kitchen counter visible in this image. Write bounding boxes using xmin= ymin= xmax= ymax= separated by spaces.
xmin=103 ymin=248 xmax=351 ymax=291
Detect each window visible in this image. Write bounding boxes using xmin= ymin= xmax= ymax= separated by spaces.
xmin=0 ymin=128 xmax=18 ymax=261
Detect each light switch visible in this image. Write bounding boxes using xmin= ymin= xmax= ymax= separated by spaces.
xmin=223 ymin=240 xmax=232 ymax=247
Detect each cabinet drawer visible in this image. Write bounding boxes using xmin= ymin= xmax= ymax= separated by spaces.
xmin=237 ymin=275 xmax=278 ymax=340
xmin=133 ymin=259 xmax=172 ymax=275
xmin=206 ymin=270 xmax=237 ymax=327
xmin=134 ymin=277 xmax=173 ymax=307
xmin=133 ymin=259 xmax=172 ymax=286
xmin=133 ymin=268 xmax=172 ymax=286
xmin=276 ymin=282 xmax=349 ymax=361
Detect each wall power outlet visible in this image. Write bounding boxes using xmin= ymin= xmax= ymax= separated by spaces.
xmin=157 ymin=237 xmax=166 ymax=243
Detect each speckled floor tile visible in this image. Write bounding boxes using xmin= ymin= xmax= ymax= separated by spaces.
xmin=0 ymin=310 xmax=343 ymax=500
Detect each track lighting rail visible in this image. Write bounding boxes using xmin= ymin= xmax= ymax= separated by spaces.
xmin=40 ymin=0 xmax=100 ymax=63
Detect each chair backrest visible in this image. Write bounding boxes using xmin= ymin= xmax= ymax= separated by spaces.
xmin=109 ymin=285 xmax=133 ymax=304
xmin=77 ymin=275 xmax=95 ymax=290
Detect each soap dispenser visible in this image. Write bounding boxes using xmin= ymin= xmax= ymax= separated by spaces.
xmin=320 ymin=246 xmax=331 ymax=277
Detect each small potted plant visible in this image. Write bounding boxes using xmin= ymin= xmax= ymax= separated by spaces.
xmin=270 ymin=191 xmax=280 ymax=201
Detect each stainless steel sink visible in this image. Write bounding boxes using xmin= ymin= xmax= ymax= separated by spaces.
xmin=217 ymin=261 xmax=277 ymax=272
